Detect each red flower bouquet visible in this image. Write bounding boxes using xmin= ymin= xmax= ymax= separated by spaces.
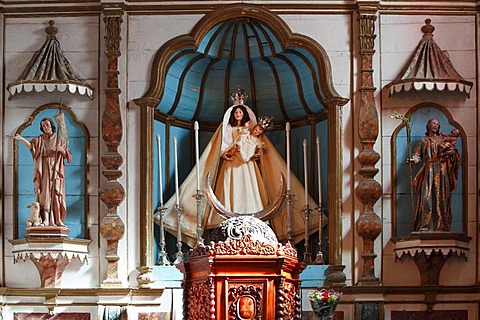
xmin=308 ymin=289 xmax=341 ymax=320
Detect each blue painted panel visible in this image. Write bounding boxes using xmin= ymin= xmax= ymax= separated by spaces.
xmin=450 ymin=193 xmax=463 ymax=232
xmin=66 ymin=223 xmax=84 ymax=239
xmin=268 ymin=57 xmax=304 ymax=118
xmin=65 ymin=195 xmax=85 ymax=223
xmin=221 ymin=27 xmax=234 ymax=59
xmin=244 ymin=24 xmax=261 ymax=59
xmin=153 ymin=121 xmax=167 ymax=209
xmin=265 ymin=131 xmax=285 ymax=156
xmin=198 ymin=24 xmax=222 ymax=54
xmin=200 ymin=60 xmax=229 ymax=121
xmin=65 ymin=165 xmax=85 ymax=195
xmin=230 ymin=60 xmax=252 ymax=97
xmin=68 ymin=137 xmax=86 ymax=165
xmin=167 ymin=126 xmax=191 ymax=198
xmin=157 ymin=70 xmax=180 ymax=113
xmin=233 ymin=28 xmax=247 ymax=60
xmin=17 ymin=140 xmax=35 ymax=166
xmin=300 ymin=265 xmax=329 ymax=287
xmin=200 ymin=131 xmax=214 ymax=152
xmin=17 ymin=164 xmax=35 ymax=195
xmin=261 ymin=24 xmax=282 ymax=54
xmin=315 ymin=121 xmax=328 ymax=205
xmin=290 ymin=47 xmax=326 ymax=99
xmin=291 ymin=126 xmax=311 ymax=186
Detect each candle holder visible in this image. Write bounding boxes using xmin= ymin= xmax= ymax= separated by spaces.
xmin=302 ymin=205 xmax=313 ymax=264
xmin=285 ymin=191 xmax=295 ymax=242
xmin=173 ymin=204 xmax=184 ymax=264
xmin=313 ymin=205 xmax=328 ymax=265
xmin=154 ymin=205 xmax=171 ymax=266
xmin=193 ymin=190 xmax=205 ymax=247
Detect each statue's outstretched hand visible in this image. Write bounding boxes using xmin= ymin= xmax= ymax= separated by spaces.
xmin=15 ymin=134 xmax=32 ymax=149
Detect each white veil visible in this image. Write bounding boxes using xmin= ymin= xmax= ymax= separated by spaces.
xmin=220 ymin=104 xmax=257 ymax=154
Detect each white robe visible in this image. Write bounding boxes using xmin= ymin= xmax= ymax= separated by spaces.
xmin=162 ymin=123 xmax=320 ymax=247
xmin=215 ymin=127 xmax=268 ymax=216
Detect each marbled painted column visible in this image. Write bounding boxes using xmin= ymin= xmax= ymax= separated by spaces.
xmin=355 ymin=12 xmax=382 ymax=285
xmin=99 ymin=9 xmax=125 ymax=287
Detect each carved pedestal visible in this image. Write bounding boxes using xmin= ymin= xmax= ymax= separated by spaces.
xmin=392 ymin=232 xmax=471 ymax=310
xmin=26 ymin=226 xmax=70 ymax=238
xmin=9 ymin=237 xmax=91 ymax=288
xmin=393 ymin=232 xmax=471 ymax=285
xmin=177 ymin=217 xmax=306 ymax=320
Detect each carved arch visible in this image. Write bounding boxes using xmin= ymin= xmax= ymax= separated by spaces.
xmin=134 ymin=4 xmax=348 ymax=269
xmin=138 ymin=4 xmax=344 ymax=106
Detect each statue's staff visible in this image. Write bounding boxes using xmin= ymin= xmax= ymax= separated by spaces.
xmin=390 ymin=112 xmax=414 ymax=215
xmin=48 ymin=98 xmax=69 ymax=223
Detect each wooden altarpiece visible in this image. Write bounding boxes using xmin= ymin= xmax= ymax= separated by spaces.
xmin=177 ymin=217 xmax=305 ymax=320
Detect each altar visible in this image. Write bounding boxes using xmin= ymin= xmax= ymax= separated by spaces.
xmin=177 ymin=216 xmax=305 ymax=319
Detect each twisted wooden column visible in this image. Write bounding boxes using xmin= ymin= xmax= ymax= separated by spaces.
xmin=355 ymin=13 xmax=382 ymax=285
xmin=99 ymin=11 xmax=125 ymax=287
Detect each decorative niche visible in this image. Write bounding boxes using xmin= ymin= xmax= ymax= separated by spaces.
xmin=9 ymin=103 xmax=91 ymax=288
xmin=390 ymin=105 xmax=471 ymax=287
xmin=387 ymin=18 xmax=474 ymax=291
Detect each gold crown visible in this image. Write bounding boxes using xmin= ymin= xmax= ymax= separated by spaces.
xmin=230 ymin=87 xmax=249 ymax=105
xmin=257 ymin=116 xmax=274 ymax=131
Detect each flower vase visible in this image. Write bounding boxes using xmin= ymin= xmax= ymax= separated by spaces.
xmin=310 ymin=300 xmax=338 ymax=320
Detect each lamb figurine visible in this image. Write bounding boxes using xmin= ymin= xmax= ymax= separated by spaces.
xmin=26 ymin=202 xmax=43 ymax=227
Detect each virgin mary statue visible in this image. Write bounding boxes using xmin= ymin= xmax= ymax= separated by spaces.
xmin=162 ymin=89 xmax=319 ymax=247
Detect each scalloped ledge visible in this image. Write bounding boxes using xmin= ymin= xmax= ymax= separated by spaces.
xmin=391 ymin=231 xmax=472 ymax=259
xmin=9 ymin=237 xmax=92 ymax=264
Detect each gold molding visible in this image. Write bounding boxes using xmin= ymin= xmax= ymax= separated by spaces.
xmin=140 ymin=105 xmax=155 ymax=267
xmin=325 ymin=99 xmax=348 ymax=266
xmin=1 ymin=1 xmax=476 ymax=16
xmin=9 ymin=238 xmax=92 ymax=246
xmin=1 ymin=287 xmax=164 ymax=298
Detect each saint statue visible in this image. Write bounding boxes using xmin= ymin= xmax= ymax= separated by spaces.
xmin=408 ymin=118 xmax=460 ymax=232
xmin=15 ymin=116 xmax=72 ymax=227
xmin=162 ymin=88 xmax=319 ymax=246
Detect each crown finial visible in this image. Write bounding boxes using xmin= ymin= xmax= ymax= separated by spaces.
xmin=45 ymin=20 xmax=58 ymax=40
xmin=421 ymin=19 xmax=435 ymax=35
xmin=230 ymin=86 xmax=248 ymax=105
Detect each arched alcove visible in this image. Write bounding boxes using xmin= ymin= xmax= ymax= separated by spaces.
xmin=134 ymin=4 xmax=348 ymax=268
xmin=391 ymin=103 xmax=466 ymax=237
xmin=14 ymin=103 xmax=90 ymax=239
